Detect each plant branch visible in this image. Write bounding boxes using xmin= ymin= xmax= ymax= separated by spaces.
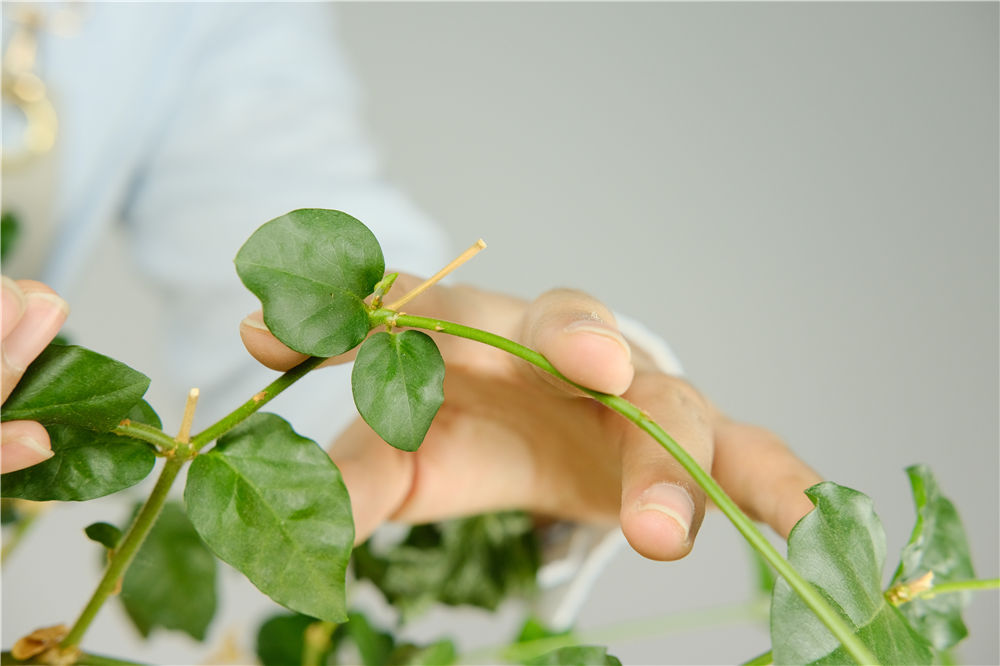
xmin=915 ymin=578 xmax=1000 ymax=601
xmin=60 ymin=456 xmax=185 ymax=651
xmin=189 ymin=355 xmax=325 ymax=451
xmin=111 ymin=421 xmax=178 ymax=453
xmin=382 ymin=311 xmax=879 ymax=666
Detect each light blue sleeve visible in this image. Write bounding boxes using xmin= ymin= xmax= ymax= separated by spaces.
xmin=49 ymin=4 xmax=448 ymax=441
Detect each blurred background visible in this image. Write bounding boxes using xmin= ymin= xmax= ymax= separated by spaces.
xmin=3 ymin=2 xmax=997 ymax=665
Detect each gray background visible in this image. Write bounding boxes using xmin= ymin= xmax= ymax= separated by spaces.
xmin=4 ymin=2 xmax=997 ymax=665
xmin=335 ymin=3 xmax=998 ymax=664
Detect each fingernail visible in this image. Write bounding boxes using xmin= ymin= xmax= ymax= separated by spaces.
xmin=240 ymin=313 xmax=269 ymax=332
xmin=1 ymin=277 xmax=26 ymax=338
xmin=636 ymin=483 xmax=694 ymax=541
xmin=2 ymin=292 xmax=69 ymax=372
xmin=4 ymin=435 xmax=55 ymax=463
xmin=564 ymin=320 xmax=632 ymax=361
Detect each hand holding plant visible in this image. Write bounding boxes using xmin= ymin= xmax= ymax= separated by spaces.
xmin=1 ymin=209 xmax=995 ymax=665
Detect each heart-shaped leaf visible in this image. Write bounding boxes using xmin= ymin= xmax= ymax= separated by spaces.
xmin=0 ymin=425 xmax=156 ymax=501
xmin=889 ymin=465 xmax=975 ymax=650
xmin=351 ymin=330 xmax=445 ymax=452
xmin=770 ymin=481 xmax=934 ymax=665
xmin=121 ymin=501 xmax=218 ymax=641
xmin=235 ymin=209 xmax=385 ymax=357
xmin=2 ymin=344 xmax=150 ymax=432
xmin=185 ymin=412 xmax=354 ymax=623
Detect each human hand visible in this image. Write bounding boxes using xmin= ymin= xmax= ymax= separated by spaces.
xmin=239 ymin=275 xmax=821 ymax=561
xmin=1 ymin=277 xmax=70 ymax=473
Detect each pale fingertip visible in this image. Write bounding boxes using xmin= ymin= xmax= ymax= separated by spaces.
xmin=1 ymin=276 xmax=27 ymax=338
xmin=240 ymin=312 xmax=269 ymax=332
xmin=564 ymin=320 xmax=632 ymax=362
xmin=1 ymin=434 xmax=54 ymax=474
xmin=623 ymin=483 xmax=697 ymax=561
xmin=552 ymin=322 xmax=635 ymax=395
xmin=239 ymin=312 xmax=307 ymax=371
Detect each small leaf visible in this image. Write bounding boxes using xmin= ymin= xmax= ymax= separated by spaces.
xmin=526 ymin=646 xmax=622 ymax=666
xmin=1 ymin=210 xmax=20 ymax=263
xmin=120 ymin=501 xmax=217 ymax=641
xmin=352 ymin=511 xmax=540 ymax=621
xmin=770 ymin=481 xmax=934 ymax=665
xmin=889 ymin=465 xmax=976 ymax=650
xmin=1 ymin=426 xmax=155 ymax=501
xmin=185 ymin=413 xmax=354 ymax=623
xmin=235 ymin=209 xmax=384 ymax=357
xmin=256 ymin=613 xmax=330 ymax=666
xmin=1 ymin=345 xmax=150 ymax=432
xmin=84 ymin=522 xmax=123 ymax=550
xmin=387 ymin=639 xmax=457 ymax=666
xmin=351 ymin=330 xmax=445 ymax=452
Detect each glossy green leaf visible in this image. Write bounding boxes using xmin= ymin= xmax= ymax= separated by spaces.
xmin=125 ymin=400 xmax=162 ymax=429
xmin=256 ymin=613 xmax=326 ymax=666
xmin=0 ymin=426 xmax=155 ymax=501
xmin=235 ymin=209 xmax=384 ymax=357
xmin=771 ymin=482 xmax=934 ymax=665
xmin=526 ymin=646 xmax=622 ymax=666
xmin=387 ymin=639 xmax=457 ymax=666
xmin=120 ymin=501 xmax=217 ymax=641
xmin=889 ymin=465 xmax=975 ymax=650
xmin=84 ymin=522 xmax=123 ymax=550
xmin=351 ymin=330 xmax=445 ymax=452
xmin=1 ymin=344 xmax=149 ymax=432
xmin=352 ymin=511 xmax=540 ymax=621
xmin=185 ymin=412 xmax=354 ymax=623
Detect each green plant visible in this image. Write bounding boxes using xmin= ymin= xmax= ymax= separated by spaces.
xmin=1 ymin=209 xmax=995 ymax=665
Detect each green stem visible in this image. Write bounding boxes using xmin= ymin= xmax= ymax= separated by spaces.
xmin=0 ymin=502 xmax=46 ymax=564
xmin=742 ymin=649 xmax=774 ymax=665
xmin=302 ymin=620 xmax=337 ymax=666
xmin=387 ymin=312 xmax=879 ymax=666
xmin=189 ymin=356 xmax=325 ymax=451
xmin=917 ymin=578 xmax=1000 ymax=600
xmin=112 ymin=421 xmax=179 ymax=453
xmin=467 ymin=598 xmax=769 ymax=664
xmin=61 ymin=456 xmax=185 ymax=650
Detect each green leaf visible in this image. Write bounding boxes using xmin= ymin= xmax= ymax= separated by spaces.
xmin=351 ymin=330 xmax=445 ymax=452
xmin=526 ymin=646 xmax=622 ymax=666
xmin=889 ymin=465 xmax=976 ymax=650
xmin=120 ymin=501 xmax=217 ymax=641
xmin=0 ymin=426 xmax=155 ymax=501
xmin=1 ymin=210 xmax=20 ymax=263
xmin=1 ymin=344 xmax=150 ymax=431
xmin=343 ymin=611 xmax=395 ymax=666
xmin=256 ymin=613 xmax=328 ymax=666
xmin=235 ymin=209 xmax=384 ymax=357
xmin=352 ymin=511 xmax=540 ymax=621
xmin=84 ymin=522 xmax=123 ymax=550
xmin=770 ymin=481 xmax=934 ymax=665
xmin=125 ymin=400 xmax=162 ymax=429
xmin=185 ymin=412 xmax=354 ymax=623
xmin=387 ymin=639 xmax=457 ymax=666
